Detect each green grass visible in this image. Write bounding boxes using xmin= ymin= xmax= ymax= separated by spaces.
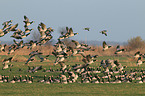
xmin=1 ymin=55 xmax=145 ymax=96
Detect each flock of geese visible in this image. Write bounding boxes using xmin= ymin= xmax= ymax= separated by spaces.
xmin=0 ymin=16 xmax=145 ymax=84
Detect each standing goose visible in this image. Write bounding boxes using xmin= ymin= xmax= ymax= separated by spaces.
xmin=9 ymin=76 xmax=16 ymax=83
xmin=17 ymin=75 xmax=22 ymax=82
xmin=26 ymin=76 xmax=33 ymax=83
xmin=102 ymin=41 xmax=112 ymax=51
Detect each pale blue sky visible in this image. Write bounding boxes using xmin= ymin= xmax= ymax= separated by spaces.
xmin=0 ymin=0 xmax=145 ymax=42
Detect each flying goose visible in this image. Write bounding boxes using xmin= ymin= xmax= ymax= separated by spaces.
xmin=68 ymin=46 xmax=85 ymax=57
xmin=102 ymin=41 xmax=112 ymax=51
xmin=25 ymin=55 xmax=35 ymax=65
xmin=2 ymin=20 xmax=12 ymax=26
xmin=13 ymin=40 xmax=24 ymax=49
xmin=134 ymin=51 xmax=142 ymax=58
xmin=100 ymin=30 xmax=107 ymax=36
xmin=24 ymin=27 xmax=33 ymax=33
xmin=8 ymin=23 xmax=18 ymax=31
xmin=83 ymin=27 xmax=90 ymax=31
xmin=114 ymin=45 xmax=126 ymax=54
xmin=71 ymin=40 xmax=81 ymax=49
xmin=136 ymin=57 xmax=145 ymax=66
xmin=2 ymin=20 xmax=12 ymax=30
xmin=0 ymin=29 xmax=6 ymax=37
xmin=66 ymin=27 xmax=78 ymax=38
xmin=0 ymin=44 xmax=7 ymax=52
xmin=23 ymin=15 xmax=34 ymax=27
xmin=30 ymin=65 xmax=42 ymax=73
xmin=3 ymin=57 xmax=13 ymax=64
xmin=54 ymin=56 xmax=66 ymax=65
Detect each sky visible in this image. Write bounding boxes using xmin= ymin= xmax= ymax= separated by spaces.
xmin=0 ymin=0 xmax=145 ymax=43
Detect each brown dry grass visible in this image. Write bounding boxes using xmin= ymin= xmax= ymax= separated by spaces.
xmin=2 ymin=44 xmax=145 ymax=57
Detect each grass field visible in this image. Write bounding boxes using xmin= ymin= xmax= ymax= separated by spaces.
xmin=1 ymin=55 xmax=145 ymax=96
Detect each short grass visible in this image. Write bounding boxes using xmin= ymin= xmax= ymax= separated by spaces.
xmin=1 ymin=55 xmax=145 ymax=96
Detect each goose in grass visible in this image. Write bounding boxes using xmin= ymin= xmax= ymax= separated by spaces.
xmin=0 ymin=76 xmax=4 ymax=83
xmin=114 ymin=45 xmax=126 ymax=54
xmin=22 ymin=75 xmax=28 ymax=82
xmin=26 ymin=76 xmax=33 ymax=83
xmin=100 ymin=30 xmax=107 ymax=36
xmin=9 ymin=76 xmax=16 ymax=83
xmin=23 ymin=15 xmax=34 ymax=27
xmin=41 ymin=75 xmax=50 ymax=84
xmin=60 ymin=74 xmax=68 ymax=84
xmin=134 ymin=51 xmax=142 ymax=58
xmin=16 ymin=75 xmax=22 ymax=82
xmin=136 ymin=76 xmax=143 ymax=83
xmin=102 ymin=41 xmax=112 ymax=51
xmin=83 ymin=27 xmax=90 ymax=31
xmin=68 ymin=71 xmax=78 ymax=82
xmin=38 ymin=75 xmax=47 ymax=83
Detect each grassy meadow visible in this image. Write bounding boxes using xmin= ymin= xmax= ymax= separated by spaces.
xmin=1 ymin=54 xmax=145 ymax=96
